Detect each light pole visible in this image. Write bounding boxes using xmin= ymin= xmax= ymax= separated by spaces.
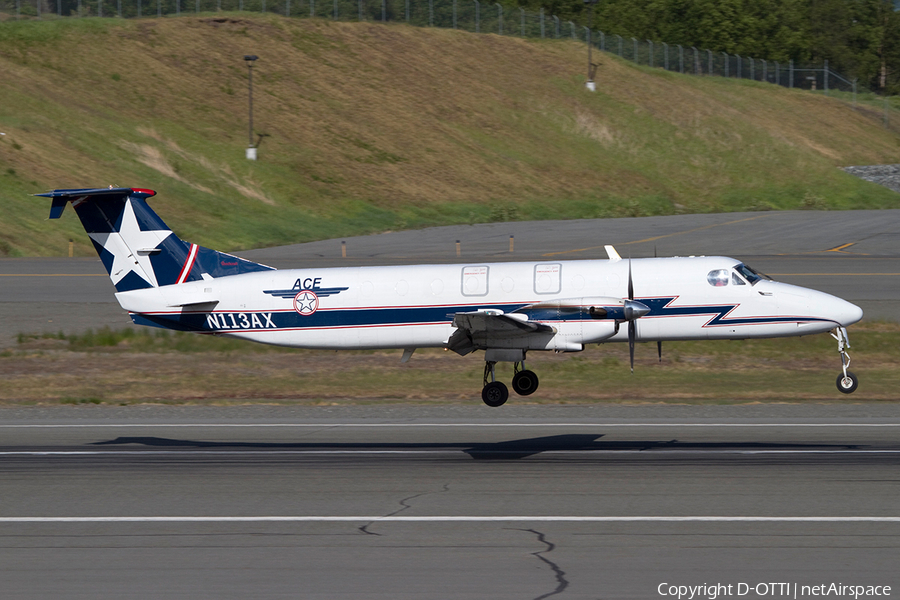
xmin=584 ymin=0 xmax=598 ymax=91
xmin=244 ymin=55 xmax=259 ymax=160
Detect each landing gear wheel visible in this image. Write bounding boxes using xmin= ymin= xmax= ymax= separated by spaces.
xmin=482 ymin=381 xmax=509 ymax=407
xmin=836 ymin=371 xmax=859 ymax=394
xmin=512 ymin=370 xmax=539 ymax=396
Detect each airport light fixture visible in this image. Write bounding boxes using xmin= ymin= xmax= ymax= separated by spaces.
xmin=244 ymin=55 xmax=259 ymax=160
xmin=584 ymin=0 xmax=598 ymax=91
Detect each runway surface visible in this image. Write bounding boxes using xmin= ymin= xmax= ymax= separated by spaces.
xmin=1 ymin=405 xmax=899 ymax=599
xmin=2 ymin=209 xmax=899 ymax=346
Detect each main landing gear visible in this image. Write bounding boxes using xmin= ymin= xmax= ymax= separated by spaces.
xmin=481 ymin=361 xmax=540 ymax=407
xmin=832 ymin=327 xmax=859 ymax=394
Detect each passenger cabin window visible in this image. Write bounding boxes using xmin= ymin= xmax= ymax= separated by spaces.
xmin=731 ymin=272 xmax=746 ymax=286
xmin=707 ymin=269 xmax=729 ymax=287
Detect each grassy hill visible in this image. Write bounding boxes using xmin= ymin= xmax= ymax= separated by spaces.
xmin=1 ymin=15 xmax=899 ymax=257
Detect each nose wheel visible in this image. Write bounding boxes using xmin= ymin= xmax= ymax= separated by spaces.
xmin=836 ymin=371 xmax=859 ymax=394
xmin=831 ymin=327 xmax=859 ymax=394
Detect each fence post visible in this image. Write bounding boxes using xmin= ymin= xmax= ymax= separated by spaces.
xmin=749 ymin=57 xmax=754 ymax=80
xmin=405 ymin=0 xmax=409 ymax=21
xmin=262 ymin=0 xmax=266 ymax=13
xmin=599 ymin=30 xmax=604 ymax=51
xmin=648 ymin=40 xmax=653 ymax=67
xmin=384 ymin=0 xmax=388 ymax=22
xmin=678 ymin=45 xmax=683 ymax=73
xmin=736 ymin=54 xmax=741 ymax=78
xmin=853 ymin=78 xmax=857 ymax=106
xmin=663 ymin=42 xmax=668 ymax=70
xmin=429 ymin=0 xmax=433 ymax=25
xmin=285 ymin=0 xmax=289 ymax=16
xmin=540 ymin=8 xmax=544 ymax=38
xmin=99 ymin=0 xmax=102 ymax=18
xmin=824 ymin=59 xmax=828 ymax=96
xmin=310 ymin=0 xmax=313 ymax=16
xmin=137 ymin=0 xmax=141 ymax=16
xmin=195 ymin=0 xmax=198 ymax=14
xmin=632 ymin=37 xmax=637 ymax=63
xmin=569 ymin=21 xmax=575 ymax=40
xmin=176 ymin=0 xmax=179 ymax=16
xmin=452 ymin=0 xmax=456 ymax=28
xmin=158 ymin=0 xmax=161 ymax=17
xmin=707 ymin=50 xmax=712 ymax=75
xmin=37 ymin=0 xmax=41 ymax=18
xmin=692 ymin=47 xmax=698 ymax=74
xmin=475 ymin=0 xmax=480 ymax=33
xmin=762 ymin=59 xmax=767 ymax=82
xmin=616 ymin=34 xmax=622 ymax=57
xmin=495 ymin=3 xmax=501 ymax=34
xmin=519 ymin=7 xmax=524 ymax=36
xmin=722 ymin=52 xmax=728 ymax=77
xmin=775 ymin=62 xmax=779 ymax=85
xmin=553 ymin=15 xmax=559 ymax=38
xmin=117 ymin=0 xmax=121 ymax=17
xmin=789 ymin=59 xmax=793 ymax=88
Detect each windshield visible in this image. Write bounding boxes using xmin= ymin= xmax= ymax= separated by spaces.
xmin=734 ymin=263 xmax=772 ymax=285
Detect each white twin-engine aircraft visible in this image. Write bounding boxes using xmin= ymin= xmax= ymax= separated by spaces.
xmin=38 ymin=187 xmax=864 ymax=405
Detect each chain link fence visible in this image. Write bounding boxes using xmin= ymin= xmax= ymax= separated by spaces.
xmin=1 ymin=0 xmax=893 ymax=111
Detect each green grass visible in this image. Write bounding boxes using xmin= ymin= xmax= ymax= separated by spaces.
xmin=1 ymin=16 xmax=899 ymax=258
xmin=5 ymin=323 xmax=899 ymax=404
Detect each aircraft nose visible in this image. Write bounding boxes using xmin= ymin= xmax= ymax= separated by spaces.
xmin=823 ymin=296 xmax=863 ymax=327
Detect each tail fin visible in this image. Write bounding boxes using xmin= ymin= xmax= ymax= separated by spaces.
xmin=37 ymin=187 xmax=274 ymax=292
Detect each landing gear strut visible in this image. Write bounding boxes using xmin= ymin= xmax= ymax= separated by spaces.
xmin=481 ymin=360 xmax=541 ymax=406
xmin=482 ymin=361 xmax=509 ymax=407
xmin=831 ymin=327 xmax=858 ymax=394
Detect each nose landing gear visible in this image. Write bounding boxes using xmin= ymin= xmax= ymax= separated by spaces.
xmin=831 ymin=327 xmax=858 ymax=394
xmin=481 ymin=360 xmax=541 ymax=406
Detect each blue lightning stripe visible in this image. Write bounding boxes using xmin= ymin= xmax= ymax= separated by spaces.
xmin=641 ymin=297 xmax=834 ymax=327
xmin=131 ymin=295 xmax=834 ymax=333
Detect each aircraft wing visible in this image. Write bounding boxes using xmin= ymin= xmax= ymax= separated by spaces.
xmin=447 ymin=310 xmax=555 ymax=356
xmin=451 ymin=311 xmax=555 ymax=335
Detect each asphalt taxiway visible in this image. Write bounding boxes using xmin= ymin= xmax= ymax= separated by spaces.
xmin=1 ymin=405 xmax=898 ymax=599
xmin=1 ymin=210 xmax=899 ymax=346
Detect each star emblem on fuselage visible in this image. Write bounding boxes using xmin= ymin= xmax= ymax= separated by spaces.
xmin=293 ymin=290 xmax=319 ymax=316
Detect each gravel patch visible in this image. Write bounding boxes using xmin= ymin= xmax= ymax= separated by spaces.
xmin=843 ymin=164 xmax=900 ymax=194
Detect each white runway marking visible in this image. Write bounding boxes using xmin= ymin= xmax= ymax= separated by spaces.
xmin=1 ymin=450 xmax=899 ymax=456
xmin=2 ymin=423 xmax=900 ymax=428
xmin=0 ymin=516 xmax=898 ymax=523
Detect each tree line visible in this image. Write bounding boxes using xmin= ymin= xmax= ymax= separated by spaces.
xmin=530 ymin=0 xmax=900 ymax=93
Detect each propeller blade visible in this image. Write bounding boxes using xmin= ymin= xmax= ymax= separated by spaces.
xmin=629 ymin=321 xmax=636 ymax=373
xmin=627 ymin=259 xmax=634 ymax=301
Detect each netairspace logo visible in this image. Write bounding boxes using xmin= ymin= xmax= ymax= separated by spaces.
xmin=657 ymin=583 xmax=892 ymax=600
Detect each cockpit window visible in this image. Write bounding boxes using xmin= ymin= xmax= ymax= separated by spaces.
xmin=731 ymin=272 xmax=746 ymax=286
xmin=734 ymin=263 xmax=772 ymax=285
xmin=707 ymin=269 xmax=729 ymax=287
